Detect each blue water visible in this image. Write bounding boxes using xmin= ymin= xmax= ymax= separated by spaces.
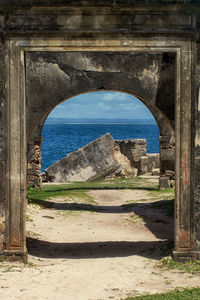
xmin=41 ymin=123 xmax=160 ymax=172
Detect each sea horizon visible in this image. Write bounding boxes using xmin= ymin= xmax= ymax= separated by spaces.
xmin=46 ymin=117 xmax=156 ymax=125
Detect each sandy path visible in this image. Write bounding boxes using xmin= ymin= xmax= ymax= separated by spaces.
xmin=0 ymin=188 xmax=200 ymax=300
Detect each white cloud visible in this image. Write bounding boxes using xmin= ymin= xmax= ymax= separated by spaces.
xmin=48 ymin=91 xmax=154 ymax=120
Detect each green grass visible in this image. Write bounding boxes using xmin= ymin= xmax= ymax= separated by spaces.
xmin=27 ymin=177 xmax=174 ymax=217
xmin=28 ymin=177 xmax=158 ymax=204
xmin=28 ymin=184 xmax=94 ymax=204
xmin=124 ymin=288 xmax=200 ymax=300
xmin=128 ymin=214 xmax=145 ymax=224
xmin=26 ymin=214 xmax=34 ymax=222
xmin=148 ymin=188 xmax=174 ymax=200
xmin=157 ymin=256 xmax=200 ymax=274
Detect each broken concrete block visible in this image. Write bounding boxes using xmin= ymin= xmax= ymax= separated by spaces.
xmin=45 ymin=133 xmax=122 ymax=183
xmin=113 ymin=143 xmax=137 ymax=177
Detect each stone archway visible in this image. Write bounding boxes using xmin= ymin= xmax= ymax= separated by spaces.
xmin=0 ymin=1 xmax=199 ymax=262
xmin=25 ymin=51 xmax=176 ymax=190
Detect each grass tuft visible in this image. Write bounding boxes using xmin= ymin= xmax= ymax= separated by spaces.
xmin=27 ymin=177 xmax=160 ymax=206
xmin=157 ymin=256 xmax=200 ymax=274
xmin=124 ymin=287 xmax=200 ymax=300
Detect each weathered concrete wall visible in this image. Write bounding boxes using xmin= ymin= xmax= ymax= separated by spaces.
xmin=139 ymin=154 xmax=160 ymax=176
xmin=25 ymin=48 xmax=176 ymax=189
xmin=27 ymin=137 xmax=43 ymax=189
xmin=25 ymin=51 xmax=176 ymax=141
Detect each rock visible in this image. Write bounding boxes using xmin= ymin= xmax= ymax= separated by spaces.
xmin=138 ymin=156 xmax=149 ymax=175
xmin=147 ymin=153 xmax=160 ymax=170
xmin=159 ymin=176 xmax=170 ymax=189
xmin=116 ymin=139 xmax=147 ymax=167
xmin=152 ymin=168 xmax=160 ymax=176
xmin=113 ymin=143 xmax=137 ymax=177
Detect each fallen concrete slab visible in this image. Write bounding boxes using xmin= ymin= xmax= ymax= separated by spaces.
xmin=44 ymin=133 xmax=124 ymax=183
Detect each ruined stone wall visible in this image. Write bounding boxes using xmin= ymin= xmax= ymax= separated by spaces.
xmin=116 ymin=139 xmax=147 ymax=170
xmin=25 ymin=51 xmax=176 ymax=141
xmin=116 ymin=139 xmax=160 ymax=176
xmin=27 ymin=137 xmax=43 ymax=189
xmin=25 ymin=49 xmax=176 ymax=189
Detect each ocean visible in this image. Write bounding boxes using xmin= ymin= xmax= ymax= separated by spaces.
xmin=41 ymin=123 xmax=160 ymax=172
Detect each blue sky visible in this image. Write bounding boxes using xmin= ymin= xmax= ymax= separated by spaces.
xmin=48 ymin=91 xmax=154 ymax=120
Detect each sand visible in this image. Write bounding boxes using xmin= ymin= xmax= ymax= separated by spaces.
xmin=0 ymin=186 xmax=199 ymax=300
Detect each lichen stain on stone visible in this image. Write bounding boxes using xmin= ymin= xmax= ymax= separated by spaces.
xmin=195 ymin=132 xmax=200 ymax=147
xmin=40 ymin=62 xmax=71 ymax=81
xmin=137 ymin=61 xmax=159 ymax=87
xmin=77 ymin=54 xmax=104 ymax=72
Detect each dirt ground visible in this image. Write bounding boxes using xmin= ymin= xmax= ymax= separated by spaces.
xmin=0 ymin=184 xmax=200 ymax=300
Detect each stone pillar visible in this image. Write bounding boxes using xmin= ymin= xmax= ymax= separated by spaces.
xmin=193 ymin=42 xmax=200 ymax=258
xmin=0 ymin=42 xmax=6 ymax=253
xmin=159 ymin=135 xmax=175 ymax=189
xmin=27 ymin=136 xmax=43 ymax=189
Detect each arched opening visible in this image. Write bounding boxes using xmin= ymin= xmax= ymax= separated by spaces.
xmin=27 ymin=90 xmax=175 ymax=190
xmin=42 ymin=91 xmax=160 ymax=173
xmin=27 ymin=91 xmax=175 ymax=264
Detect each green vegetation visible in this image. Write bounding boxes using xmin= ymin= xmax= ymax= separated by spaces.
xmin=26 ymin=214 xmax=34 ymax=222
xmin=124 ymin=288 xmax=200 ymax=300
xmin=129 ymin=214 xmax=145 ymax=224
xmin=27 ymin=177 xmax=175 ymax=218
xmin=26 ymin=231 xmax=41 ymax=238
xmin=157 ymin=256 xmax=200 ymax=274
xmin=148 ymin=188 xmax=174 ymax=201
xmin=28 ymin=176 xmax=159 ymax=205
xmin=28 ymin=183 xmax=95 ymax=205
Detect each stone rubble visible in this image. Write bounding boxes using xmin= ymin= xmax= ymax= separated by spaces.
xmin=43 ymin=133 xmax=160 ymax=183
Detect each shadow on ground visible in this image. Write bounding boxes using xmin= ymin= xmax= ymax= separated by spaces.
xmin=28 ymin=198 xmax=174 ymax=240
xmin=29 ymin=198 xmax=174 ymax=215
xmin=27 ymin=238 xmax=173 ymax=260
